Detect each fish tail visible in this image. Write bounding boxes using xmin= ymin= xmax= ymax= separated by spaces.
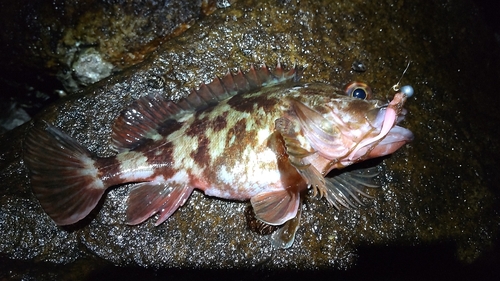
xmin=24 ymin=123 xmax=107 ymax=225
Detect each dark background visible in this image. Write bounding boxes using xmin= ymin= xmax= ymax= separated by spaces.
xmin=474 ymin=0 xmax=500 ymax=34
xmin=0 ymin=0 xmax=499 ymax=280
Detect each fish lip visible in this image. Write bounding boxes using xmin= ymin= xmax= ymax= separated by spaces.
xmin=348 ymin=92 xmax=412 ymax=161
xmin=383 ymin=125 xmax=414 ymax=144
xmin=364 ymin=111 xmax=413 ymax=148
xmin=368 ymin=98 xmax=408 ymax=128
xmin=368 ymin=92 xmax=414 ymax=149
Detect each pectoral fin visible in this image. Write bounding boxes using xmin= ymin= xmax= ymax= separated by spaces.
xmin=274 ymin=117 xmax=328 ymax=198
xmin=250 ymin=190 xmax=300 ymax=226
xmin=324 ymin=167 xmax=379 ymax=210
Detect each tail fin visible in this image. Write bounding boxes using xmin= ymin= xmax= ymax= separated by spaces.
xmin=23 ymin=123 xmax=106 ymax=225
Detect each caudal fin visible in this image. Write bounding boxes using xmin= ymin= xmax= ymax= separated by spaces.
xmin=23 ymin=123 xmax=106 ymax=225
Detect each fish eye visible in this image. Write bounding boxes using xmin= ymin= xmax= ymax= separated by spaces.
xmin=351 ymin=88 xmax=367 ymax=99
xmin=344 ymin=82 xmax=372 ymax=100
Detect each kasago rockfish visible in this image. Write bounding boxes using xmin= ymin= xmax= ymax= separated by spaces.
xmin=24 ymin=63 xmax=414 ymax=248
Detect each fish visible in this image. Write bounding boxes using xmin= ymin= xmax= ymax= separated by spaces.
xmin=23 ymin=63 xmax=414 ymax=248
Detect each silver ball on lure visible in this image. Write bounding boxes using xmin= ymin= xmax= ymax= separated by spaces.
xmin=400 ymin=85 xmax=414 ymax=97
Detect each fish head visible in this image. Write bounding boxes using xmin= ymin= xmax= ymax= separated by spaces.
xmin=295 ymin=82 xmax=414 ymax=172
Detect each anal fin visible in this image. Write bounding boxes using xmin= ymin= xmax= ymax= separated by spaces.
xmin=126 ymin=182 xmax=194 ymax=225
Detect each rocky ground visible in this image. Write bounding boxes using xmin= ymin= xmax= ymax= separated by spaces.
xmin=1 ymin=0 xmax=499 ymax=279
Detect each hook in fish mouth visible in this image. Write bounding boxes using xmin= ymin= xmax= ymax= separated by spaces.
xmin=349 ymin=90 xmax=414 ymax=161
xmin=368 ymin=105 xmax=408 ymax=128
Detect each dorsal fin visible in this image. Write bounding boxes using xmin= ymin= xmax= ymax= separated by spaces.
xmin=111 ymin=63 xmax=303 ymax=151
xmin=111 ymin=94 xmax=185 ymax=152
xmin=175 ymin=63 xmax=303 ymax=110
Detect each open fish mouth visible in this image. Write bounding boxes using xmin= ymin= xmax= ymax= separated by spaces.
xmin=372 ymin=106 xmax=414 ymax=145
xmin=368 ymin=124 xmax=414 ymax=157
xmin=349 ymin=91 xmax=414 ymax=160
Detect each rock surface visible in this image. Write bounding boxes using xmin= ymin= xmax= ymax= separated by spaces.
xmin=0 ymin=0 xmax=217 ymax=90
xmin=1 ymin=0 xmax=499 ymax=279
xmin=0 ymin=0 xmax=218 ymax=133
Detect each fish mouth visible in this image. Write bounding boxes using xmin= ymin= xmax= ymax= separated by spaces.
xmin=349 ymin=92 xmax=413 ymax=160
xmin=367 ymin=100 xmax=408 ymax=128
xmin=367 ymin=125 xmax=414 ymax=157
xmin=370 ymin=106 xmax=414 ymax=146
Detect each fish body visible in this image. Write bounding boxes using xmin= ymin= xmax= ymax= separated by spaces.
xmin=24 ymin=64 xmax=413 ymax=248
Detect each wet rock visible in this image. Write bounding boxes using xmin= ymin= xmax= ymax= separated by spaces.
xmin=0 ymin=0 xmax=499 ymax=278
xmin=0 ymin=0 xmax=216 ymax=88
xmin=0 ymin=0 xmax=218 ymax=132
xmin=0 ymin=102 xmax=31 ymax=133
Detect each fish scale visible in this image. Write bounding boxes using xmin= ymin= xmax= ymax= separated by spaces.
xmin=23 ymin=63 xmax=413 ymax=248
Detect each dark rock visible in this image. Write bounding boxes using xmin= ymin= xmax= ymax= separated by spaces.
xmin=0 ymin=0 xmax=218 ymax=132
xmin=1 ymin=0 xmax=499 ymax=279
xmin=0 ymin=0 xmax=216 ymax=83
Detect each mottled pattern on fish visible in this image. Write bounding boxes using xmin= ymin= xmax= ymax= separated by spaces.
xmin=24 ymin=63 xmax=413 ymax=248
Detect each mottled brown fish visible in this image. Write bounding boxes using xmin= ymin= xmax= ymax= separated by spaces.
xmin=24 ymin=63 xmax=413 ymax=248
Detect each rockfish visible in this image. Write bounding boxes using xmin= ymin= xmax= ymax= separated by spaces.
xmin=24 ymin=63 xmax=413 ymax=248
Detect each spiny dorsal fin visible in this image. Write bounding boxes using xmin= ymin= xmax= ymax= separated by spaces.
xmin=111 ymin=63 xmax=303 ymax=152
xmin=111 ymin=94 xmax=185 ymax=152
xmin=176 ymin=63 xmax=303 ymax=110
